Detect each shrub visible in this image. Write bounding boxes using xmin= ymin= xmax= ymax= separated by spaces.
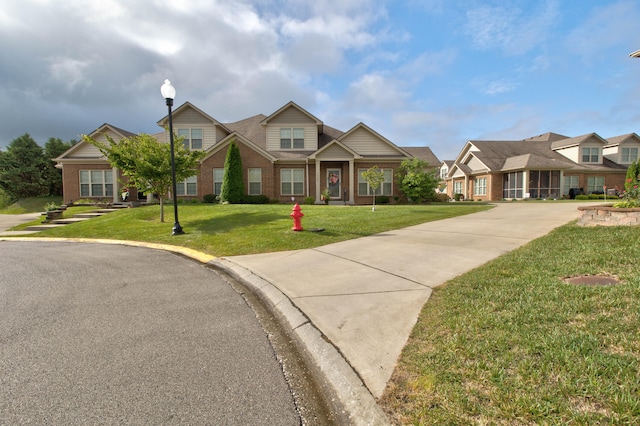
xmin=575 ymin=194 xmax=589 ymax=200
xmin=433 ymin=193 xmax=451 ymax=202
xmin=588 ymin=193 xmax=600 ymax=199
xmin=454 ymin=193 xmax=464 ymax=201
xmin=202 ymin=194 xmax=218 ymax=203
xmin=303 ymin=196 xmax=315 ymax=205
xmin=242 ymin=195 xmax=270 ymax=204
xmin=377 ymin=195 xmax=390 ymax=204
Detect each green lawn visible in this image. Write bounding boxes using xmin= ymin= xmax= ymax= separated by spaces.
xmin=12 ymin=203 xmax=491 ymax=256
xmin=0 ymin=196 xmax=62 ymax=214
xmin=380 ymin=223 xmax=640 ymax=425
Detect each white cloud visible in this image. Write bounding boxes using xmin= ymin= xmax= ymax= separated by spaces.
xmin=464 ymin=0 xmax=559 ymax=55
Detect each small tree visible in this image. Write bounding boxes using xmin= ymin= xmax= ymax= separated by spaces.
xmin=0 ymin=133 xmax=49 ymax=200
xmin=396 ymin=158 xmax=440 ymax=203
xmin=361 ymin=165 xmax=385 ymax=211
xmin=84 ymin=133 xmax=204 ymax=222
xmin=220 ymin=140 xmax=245 ymax=203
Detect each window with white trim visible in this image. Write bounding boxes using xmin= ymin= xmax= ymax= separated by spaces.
xmin=503 ymin=171 xmax=524 ymax=199
xmin=178 ymin=128 xmax=203 ymax=150
xmin=248 ymin=168 xmax=262 ymax=195
xmin=474 ymin=177 xmax=487 ymax=196
xmin=281 ymin=169 xmax=304 ymax=195
xmin=358 ymin=168 xmax=392 ymax=196
xmin=622 ymin=147 xmax=639 ymax=163
xmin=453 ymin=181 xmax=462 ymax=195
xmin=563 ymin=175 xmax=579 ymax=195
xmin=280 ymin=128 xmax=305 ymax=149
xmin=176 ymin=175 xmax=197 ymax=196
xmin=440 ymin=166 xmax=448 ymax=179
xmin=80 ymin=170 xmax=113 ymax=197
xmin=587 ymin=176 xmax=605 ymax=194
xmin=213 ymin=168 xmax=224 ymax=195
xmin=581 ymin=147 xmax=599 ymax=163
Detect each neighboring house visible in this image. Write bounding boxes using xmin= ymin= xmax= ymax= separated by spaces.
xmin=55 ymin=101 xmax=440 ymax=205
xmin=445 ymin=132 xmax=636 ymax=201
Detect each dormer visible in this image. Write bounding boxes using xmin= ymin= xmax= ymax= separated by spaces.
xmin=550 ymin=133 xmax=607 ymax=165
xmin=157 ymin=102 xmax=229 ymax=151
xmin=603 ymin=133 xmax=640 ymax=165
xmin=260 ymin=102 xmax=322 ymax=151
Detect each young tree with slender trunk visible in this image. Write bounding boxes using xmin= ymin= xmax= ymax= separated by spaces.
xmin=84 ymin=133 xmax=204 ymax=222
xmin=361 ymin=165 xmax=385 ymax=211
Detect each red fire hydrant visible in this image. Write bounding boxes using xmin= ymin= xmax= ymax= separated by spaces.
xmin=290 ymin=203 xmax=304 ymax=231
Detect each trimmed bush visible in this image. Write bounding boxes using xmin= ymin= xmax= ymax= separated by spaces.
xmin=202 ymin=194 xmax=218 ymax=203
xmin=575 ymin=194 xmax=589 ymax=200
xmin=304 ymin=196 xmax=315 ymax=205
xmin=377 ymin=195 xmax=390 ymax=204
xmin=242 ymin=195 xmax=270 ymax=204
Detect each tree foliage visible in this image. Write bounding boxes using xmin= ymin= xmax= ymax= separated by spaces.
xmin=84 ymin=133 xmax=204 ymax=222
xmin=361 ymin=165 xmax=385 ymax=211
xmin=625 ymin=159 xmax=640 ymax=192
xmin=220 ymin=140 xmax=245 ymax=203
xmin=44 ymin=137 xmax=75 ymax=196
xmin=0 ymin=133 xmax=49 ymax=200
xmin=396 ymin=158 xmax=440 ymax=203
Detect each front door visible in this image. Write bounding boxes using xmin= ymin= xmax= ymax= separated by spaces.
xmin=327 ymin=168 xmax=341 ymax=199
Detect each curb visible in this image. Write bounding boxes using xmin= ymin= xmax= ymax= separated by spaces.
xmin=0 ymin=237 xmax=390 ymax=425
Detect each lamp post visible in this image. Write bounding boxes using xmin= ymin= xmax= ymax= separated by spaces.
xmin=161 ymin=79 xmax=184 ymax=235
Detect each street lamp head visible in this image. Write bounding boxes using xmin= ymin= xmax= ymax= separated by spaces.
xmin=161 ymin=79 xmax=176 ymax=106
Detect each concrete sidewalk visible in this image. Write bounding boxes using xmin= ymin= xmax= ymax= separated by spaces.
xmin=219 ymin=202 xmax=593 ymax=401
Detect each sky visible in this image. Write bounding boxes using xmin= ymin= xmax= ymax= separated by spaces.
xmin=2 ymin=0 xmax=640 ymax=161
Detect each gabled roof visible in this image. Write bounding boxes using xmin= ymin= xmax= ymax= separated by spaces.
xmin=309 ymin=139 xmax=362 ymax=160
xmin=603 ymin=133 xmax=640 ymax=147
xmin=338 ymin=122 xmax=413 ymax=158
xmin=157 ymin=101 xmax=231 ymax=133
xmin=550 ymin=133 xmax=607 ymax=150
xmin=55 ymin=123 xmax=135 ymax=161
xmin=260 ymin=101 xmax=324 ymax=133
xmin=401 ymin=147 xmax=440 ymax=166
xmin=522 ymin=132 xmax=570 ymax=142
xmin=465 ymin=140 xmax=577 ymax=171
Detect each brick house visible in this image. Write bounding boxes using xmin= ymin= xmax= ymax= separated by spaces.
xmin=443 ymin=132 xmax=637 ymax=201
xmin=55 ymin=101 xmax=440 ymax=205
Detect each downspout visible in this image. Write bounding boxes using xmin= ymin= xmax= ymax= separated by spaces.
xmin=306 ymin=158 xmax=310 ymax=198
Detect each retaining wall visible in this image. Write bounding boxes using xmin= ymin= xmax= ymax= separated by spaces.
xmin=577 ymin=205 xmax=640 ymax=226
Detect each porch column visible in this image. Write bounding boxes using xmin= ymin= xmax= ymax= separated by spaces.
xmin=112 ymin=166 xmax=118 ymax=203
xmin=315 ymin=158 xmax=321 ymax=202
xmin=349 ymin=159 xmax=354 ymax=204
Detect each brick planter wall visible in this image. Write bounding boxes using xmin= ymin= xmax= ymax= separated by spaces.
xmin=577 ymin=205 xmax=640 ymax=226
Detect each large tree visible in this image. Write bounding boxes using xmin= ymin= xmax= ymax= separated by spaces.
xmin=0 ymin=133 xmax=49 ymax=200
xmin=220 ymin=140 xmax=245 ymax=203
xmin=84 ymin=133 xmax=204 ymax=222
xmin=44 ymin=137 xmax=75 ymax=196
xmin=396 ymin=158 xmax=440 ymax=203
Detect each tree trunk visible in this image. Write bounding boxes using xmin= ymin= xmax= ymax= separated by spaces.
xmin=159 ymin=197 xmax=165 ymax=222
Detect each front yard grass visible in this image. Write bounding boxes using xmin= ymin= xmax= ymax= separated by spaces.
xmin=14 ymin=203 xmax=491 ymax=256
xmin=380 ymin=223 xmax=640 ymax=425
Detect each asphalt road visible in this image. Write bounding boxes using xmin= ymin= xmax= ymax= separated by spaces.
xmin=0 ymin=241 xmax=301 ymax=424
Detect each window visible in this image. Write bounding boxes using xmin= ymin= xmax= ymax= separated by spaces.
xmin=213 ymin=168 xmax=224 ymax=195
xmin=622 ymin=147 xmax=639 ymax=163
xmin=528 ymin=170 xmax=560 ymax=199
xmin=178 ymin=128 xmax=203 ymax=150
xmin=248 ymin=168 xmax=262 ymax=195
xmin=474 ymin=177 xmax=487 ymax=196
xmin=587 ymin=176 xmax=605 ymax=194
xmin=80 ymin=170 xmax=113 ymax=197
xmin=280 ymin=128 xmax=305 ymax=149
xmin=581 ymin=147 xmax=599 ymax=163
xmin=176 ymin=175 xmax=197 ymax=196
xmin=503 ymin=171 xmax=524 ymax=199
xmin=563 ymin=175 xmax=579 ymax=195
xmin=281 ymin=169 xmax=304 ymax=195
xmin=453 ymin=181 xmax=462 ymax=195
xmin=358 ymin=168 xmax=392 ymax=196
xmin=440 ymin=166 xmax=448 ymax=179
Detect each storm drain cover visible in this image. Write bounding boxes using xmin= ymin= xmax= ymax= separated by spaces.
xmin=564 ymin=275 xmax=621 ymax=286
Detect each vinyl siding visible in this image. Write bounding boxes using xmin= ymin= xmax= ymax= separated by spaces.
xmin=341 ymin=127 xmax=399 ymax=156
xmin=266 ymin=126 xmax=318 ymax=150
xmin=317 ymin=144 xmax=352 ymax=160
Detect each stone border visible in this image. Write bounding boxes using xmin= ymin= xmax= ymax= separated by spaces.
xmin=577 ymin=205 xmax=640 ymax=226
